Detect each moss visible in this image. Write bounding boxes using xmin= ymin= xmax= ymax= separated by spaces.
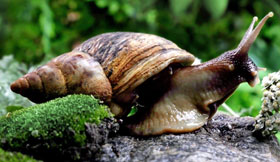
xmin=0 ymin=94 xmax=112 ymax=155
xmin=0 ymin=148 xmax=39 ymax=162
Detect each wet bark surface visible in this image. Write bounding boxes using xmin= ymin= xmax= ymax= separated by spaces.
xmin=89 ymin=113 xmax=280 ymax=162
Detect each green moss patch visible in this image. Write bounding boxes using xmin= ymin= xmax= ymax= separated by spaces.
xmin=0 ymin=94 xmax=112 ymax=160
xmin=0 ymin=148 xmax=39 ymax=162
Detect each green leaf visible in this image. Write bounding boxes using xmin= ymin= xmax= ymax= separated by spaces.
xmin=170 ymin=0 xmax=193 ymax=16
xmin=6 ymin=105 xmax=25 ymax=113
xmin=0 ymin=56 xmax=34 ymax=117
xmin=276 ymin=133 xmax=280 ymax=143
xmin=204 ymin=0 xmax=228 ymax=19
xmin=127 ymin=106 xmax=138 ymax=117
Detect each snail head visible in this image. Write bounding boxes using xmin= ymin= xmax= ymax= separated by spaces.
xmin=220 ymin=12 xmax=273 ymax=87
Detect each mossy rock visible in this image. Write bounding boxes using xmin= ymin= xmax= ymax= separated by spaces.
xmin=0 ymin=94 xmax=112 ymax=160
xmin=0 ymin=148 xmax=39 ymax=162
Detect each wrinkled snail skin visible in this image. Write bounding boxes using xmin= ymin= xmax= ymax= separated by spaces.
xmin=126 ymin=50 xmax=256 ymax=135
xmin=10 ymin=12 xmax=273 ymax=135
xmin=125 ymin=12 xmax=273 ymax=135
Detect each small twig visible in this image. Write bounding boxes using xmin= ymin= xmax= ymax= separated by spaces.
xmin=221 ymin=103 xmax=239 ymax=117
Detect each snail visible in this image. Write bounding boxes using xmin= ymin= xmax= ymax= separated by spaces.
xmin=11 ymin=12 xmax=273 ymax=135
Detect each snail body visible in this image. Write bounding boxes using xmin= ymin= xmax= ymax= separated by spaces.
xmin=11 ymin=12 xmax=273 ymax=135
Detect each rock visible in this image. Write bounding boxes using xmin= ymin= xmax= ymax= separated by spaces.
xmin=91 ymin=113 xmax=280 ymax=162
xmin=82 ymin=118 xmax=120 ymax=160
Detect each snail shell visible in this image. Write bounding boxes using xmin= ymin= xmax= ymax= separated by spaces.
xmin=75 ymin=32 xmax=195 ymax=97
xmin=11 ymin=32 xmax=194 ymax=104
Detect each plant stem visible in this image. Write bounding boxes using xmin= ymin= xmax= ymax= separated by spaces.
xmin=221 ymin=103 xmax=239 ymax=117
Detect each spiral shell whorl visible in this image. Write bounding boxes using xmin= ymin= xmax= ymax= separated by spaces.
xmin=75 ymin=32 xmax=195 ymax=96
xmin=11 ymin=51 xmax=112 ymax=103
xmin=10 ymin=64 xmax=67 ymax=103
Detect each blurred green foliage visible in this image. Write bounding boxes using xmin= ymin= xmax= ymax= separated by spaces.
xmin=1 ymin=0 xmax=279 ymax=66
xmin=0 ymin=0 xmax=280 ymax=140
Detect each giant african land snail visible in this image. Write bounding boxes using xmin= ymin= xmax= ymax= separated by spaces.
xmin=11 ymin=12 xmax=273 ymax=135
